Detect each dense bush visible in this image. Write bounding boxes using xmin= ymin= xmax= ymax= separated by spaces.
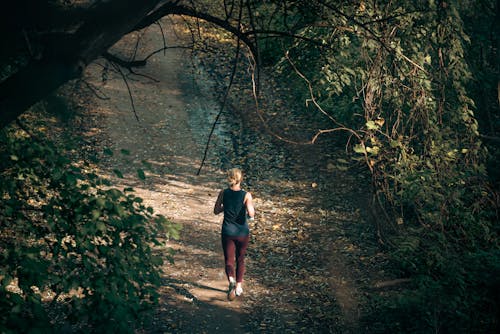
xmin=0 ymin=124 xmax=179 ymax=333
xmin=249 ymin=0 xmax=500 ymax=332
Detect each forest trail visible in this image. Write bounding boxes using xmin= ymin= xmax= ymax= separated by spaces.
xmin=84 ymin=19 xmax=382 ymax=333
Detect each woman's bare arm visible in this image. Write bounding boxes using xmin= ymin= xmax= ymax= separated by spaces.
xmin=244 ymin=192 xmax=255 ymax=218
xmin=214 ymin=190 xmax=224 ymax=214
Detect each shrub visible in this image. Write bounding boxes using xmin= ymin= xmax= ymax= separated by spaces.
xmin=0 ymin=128 xmax=179 ymax=333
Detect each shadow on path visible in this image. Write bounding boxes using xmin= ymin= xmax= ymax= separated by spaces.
xmin=149 ymin=277 xmax=248 ymax=333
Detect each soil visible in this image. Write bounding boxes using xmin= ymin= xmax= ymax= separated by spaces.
xmin=80 ymin=18 xmax=389 ymax=333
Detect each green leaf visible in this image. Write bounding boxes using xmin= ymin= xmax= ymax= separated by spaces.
xmin=366 ymin=146 xmax=380 ymax=155
xmin=4 ymin=205 xmax=14 ymax=216
xmin=92 ymin=210 xmax=101 ymax=220
xmin=107 ymin=188 xmax=123 ymax=200
xmin=390 ymin=140 xmax=400 ymax=148
xmin=96 ymin=197 xmax=106 ymax=208
xmin=103 ymin=148 xmax=113 ymax=156
xmin=166 ymin=222 xmax=182 ymax=240
xmin=96 ymin=221 xmax=106 ymax=232
xmin=137 ymin=169 xmax=146 ymax=180
xmin=353 ymin=144 xmax=365 ymax=154
xmin=151 ymin=256 xmax=164 ymax=266
xmin=366 ymin=120 xmax=379 ymax=130
xmin=113 ymin=169 xmax=124 ymax=178
xmin=120 ymin=149 xmax=131 ymax=155
xmin=114 ymin=204 xmax=126 ymax=217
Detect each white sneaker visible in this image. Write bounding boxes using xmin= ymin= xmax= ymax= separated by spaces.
xmin=235 ymin=286 xmax=243 ymax=296
xmin=227 ymin=277 xmax=236 ymax=301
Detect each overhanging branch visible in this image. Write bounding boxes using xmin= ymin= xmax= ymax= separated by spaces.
xmin=134 ymin=4 xmax=258 ymax=60
xmin=0 ymin=0 xmax=161 ymax=130
xmin=103 ymin=52 xmax=147 ymax=68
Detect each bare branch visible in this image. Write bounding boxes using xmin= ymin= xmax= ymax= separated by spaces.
xmin=142 ymin=45 xmax=193 ymax=62
xmin=155 ymin=20 xmax=168 ymax=56
xmin=244 ymin=0 xmax=260 ymax=94
xmin=103 ymin=52 xmax=147 ymax=68
xmin=110 ymin=62 xmax=140 ymax=122
xmin=480 ymin=134 xmax=500 ymax=144
xmin=284 ymin=51 xmax=344 ymax=130
xmin=197 ymin=0 xmax=245 ymax=176
xmin=134 ymin=4 xmax=258 ymax=60
xmin=127 ymin=69 xmax=160 ymax=83
xmin=224 ymin=0 xmax=235 ymax=21
xmin=283 ymin=51 xmax=373 ymax=171
xmin=80 ymin=79 xmax=110 ymax=100
xmin=244 ymin=29 xmax=325 ymax=48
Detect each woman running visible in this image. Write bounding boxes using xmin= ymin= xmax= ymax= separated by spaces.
xmin=213 ymin=168 xmax=255 ymax=301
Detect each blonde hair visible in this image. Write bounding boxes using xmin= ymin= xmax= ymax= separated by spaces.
xmin=227 ymin=168 xmax=243 ymax=186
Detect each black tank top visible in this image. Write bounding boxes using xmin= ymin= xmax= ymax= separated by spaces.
xmin=221 ymin=189 xmax=250 ymax=236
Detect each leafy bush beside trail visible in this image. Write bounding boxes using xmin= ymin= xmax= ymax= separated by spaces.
xmin=0 ymin=124 xmax=179 ymax=333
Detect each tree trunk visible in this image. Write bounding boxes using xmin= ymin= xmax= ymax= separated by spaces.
xmin=0 ymin=0 xmax=162 ymax=129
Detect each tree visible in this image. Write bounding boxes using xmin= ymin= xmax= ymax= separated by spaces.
xmin=0 ymin=0 xmax=258 ymax=129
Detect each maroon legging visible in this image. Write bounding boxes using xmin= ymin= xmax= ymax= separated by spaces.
xmin=221 ymin=234 xmax=250 ymax=283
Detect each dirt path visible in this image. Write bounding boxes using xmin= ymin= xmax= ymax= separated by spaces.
xmin=83 ymin=19 xmax=382 ymax=333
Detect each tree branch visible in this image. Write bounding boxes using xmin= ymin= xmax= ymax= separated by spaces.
xmin=134 ymin=4 xmax=258 ymax=60
xmin=103 ymin=52 xmax=147 ymax=68
xmin=110 ymin=62 xmax=140 ymax=122
xmin=480 ymin=134 xmax=500 ymax=144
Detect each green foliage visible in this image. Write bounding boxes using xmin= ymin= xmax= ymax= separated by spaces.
xmin=0 ymin=127 xmax=180 ymax=333
xmin=250 ymin=0 xmax=500 ymax=331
